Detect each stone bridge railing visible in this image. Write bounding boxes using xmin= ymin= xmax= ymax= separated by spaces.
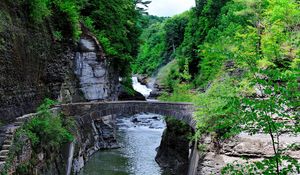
xmin=60 ymin=101 xmax=196 ymax=129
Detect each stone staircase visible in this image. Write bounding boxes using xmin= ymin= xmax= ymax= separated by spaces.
xmin=0 ymin=116 xmax=32 ymax=171
xmin=0 ymin=109 xmax=59 ymax=171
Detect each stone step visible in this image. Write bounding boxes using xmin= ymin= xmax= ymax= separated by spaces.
xmin=14 ymin=122 xmax=23 ymax=126
xmin=5 ymin=134 xmax=13 ymax=139
xmin=5 ymin=129 xmax=16 ymax=134
xmin=0 ymin=150 xmax=9 ymax=156
xmin=3 ymin=140 xmax=12 ymax=144
xmin=0 ymin=161 xmax=5 ymax=169
xmin=8 ymin=126 xmax=19 ymax=132
xmin=0 ymin=156 xmax=7 ymax=161
xmin=1 ymin=145 xmax=11 ymax=150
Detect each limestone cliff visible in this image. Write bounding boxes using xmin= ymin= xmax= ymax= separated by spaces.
xmin=0 ymin=1 xmax=120 ymax=123
xmin=0 ymin=1 xmax=121 ymax=174
xmin=74 ymin=35 xmax=119 ymax=101
xmin=0 ymin=1 xmax=82 ymax=122
xmin=194 ymin=133 xmax=300 ymax=175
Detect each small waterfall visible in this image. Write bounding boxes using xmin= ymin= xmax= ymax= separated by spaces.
xmin=66 ymin=141 xmax=75 ymax=175
xmin=132 ymin=77 xmax=152 ymax=98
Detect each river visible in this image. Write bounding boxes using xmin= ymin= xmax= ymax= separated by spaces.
xmin=78 ymin=77 xmax=168 ymax=175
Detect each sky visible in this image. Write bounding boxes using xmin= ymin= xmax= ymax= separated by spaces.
xmin=146 ymin=0 xmax=195 ymax=17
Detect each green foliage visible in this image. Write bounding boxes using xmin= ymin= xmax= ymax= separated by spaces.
xmin=132 ymin=12 xmax=189 ymax=76
xmin=53 ymin=0 xmax=81 ymax=39
xmin=1 ymin=98 xmax=74 ymax=175
xmin=216 ymin=0 xmax=300 ymax=174
xmin=156 ymin=60 xmax=180 ymax=89
xmin=138 ymin=15 xmax=166 ymax=29
xmin=18 ymin=99 xmax=73 ymax=162
xmin=222 ymin=155 xmax=300 ymax=175
xmin=16 ymin=162 xmax=30 ymax=175
xmin=28 ymin=0 xmax=81 ymax=39
xmin=79 ymin=0 xmax=141 ymax=77
xmin=29 ymin=0 xmax=51 ymax=23
xmin=159 ymin=83 xmax=195 ymax=102
xmin=222 ymin=68 xmax=300 ymax=174
xmin=146 ymin=0 xmax=300 ymax=173
xmin=25 ymin=98 xmax=74 ymax=152
xmin=194 ymin=78 xmax=241 ymax=139
xmin=176 ymin=0 xmax=230 ymax=81
xmin=121 ymin=76 xmax=136 ymax=95
xmin=242 ymin=70 xmax=299 ymax=135
xmin=26 ymin=0 xmax=143 ymax=78
xmin=164 ymin=116 xmax=191 ymax=134
xmin=53 ymin=31 xmax=63 ymax=41
xmin=133 ymin=22 xmax=166 ymax=75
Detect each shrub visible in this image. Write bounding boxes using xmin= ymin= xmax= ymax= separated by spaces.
xmin=1 ymin=98 xmax=74 ymax=175
xmin=28 ymin=0 xmax=81 ymax=39
xmin=29 ymin=0 xmax=51 ymax=23
xmin=194 ymin=78 xmax=241 ymax=139
xmin=24 ymin=98 xmax=74 ymax=152
xmin=159 ymin=83 xmax=195 ymax=102
xmin=53 ymin=31 xmax=63 ymax=41
xmin=54 ymin=0 xmax=81 ymax=39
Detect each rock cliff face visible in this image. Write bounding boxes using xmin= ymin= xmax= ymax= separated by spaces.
xmin=0 ymin=1 xmax=120 ymax=123
xmin=72 ymin=115 xmax=119 ymax=173
xmin=0 ymin=1 xmax=84 ymax=122
xmin=0 ymin=1 xmax=121 ymax=174
xmin=75 ymin=36 xmax=119 ymax=101
xmin=155 ymin=118 xmax=192 ymax=175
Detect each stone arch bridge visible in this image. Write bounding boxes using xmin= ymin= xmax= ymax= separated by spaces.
xmin=60 ymin=101 xmax=196 ymax=129
xmin=59 ymin=101 xmax=199 ymax=175
xmin=0 ymin=101 xmax=198 ymax=175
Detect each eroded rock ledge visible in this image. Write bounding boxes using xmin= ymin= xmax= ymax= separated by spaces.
xmin=195 ymin=133 xmax=300 ymax=175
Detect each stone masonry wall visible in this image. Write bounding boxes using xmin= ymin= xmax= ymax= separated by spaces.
xmin=60 ymin=101 xmax=196 ymax=129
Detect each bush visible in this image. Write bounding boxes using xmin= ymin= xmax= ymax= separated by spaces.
xmin=29 ymin=0 xmax=81 ymax=39
xmin=23 ymin=98 xmax=74 ymax=152
xmin=159 ymin=83 xmax=195 ymax=102
xmin=29 ymin=0 xmax=51 ymax=23
xmin=156 ymin=60 xmax=180 ymax=90
xmin=53 ymin=31 xmax=63 ymax=41
xmin=54 ymin=0 xmax=81 ymax=39
xmin=1 ymin=98 xmax=74 ymax=175
xmin=194 ymin=78 xmax=241 ymax=139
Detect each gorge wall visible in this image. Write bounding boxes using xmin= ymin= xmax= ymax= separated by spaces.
xmin=0 ymin=1 xmax=80 ymax=122
xmin=0 ymin=1 xmax=121 ymax=174
xmin=0 ymin=1 xmax=120 ymax=123
xmin=155 ymin=117 xmax=192 ymax=175
xmin=74 ymin=35 xmax=119 ymax=101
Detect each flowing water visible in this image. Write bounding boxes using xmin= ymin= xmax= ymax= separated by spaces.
xmin=78 ymin=77 xmax=167 ymax=175
xmin=132 ymin=77 xmax=152 ymax=98
xmin=79 ymin=114 xmax=166 ymax=175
